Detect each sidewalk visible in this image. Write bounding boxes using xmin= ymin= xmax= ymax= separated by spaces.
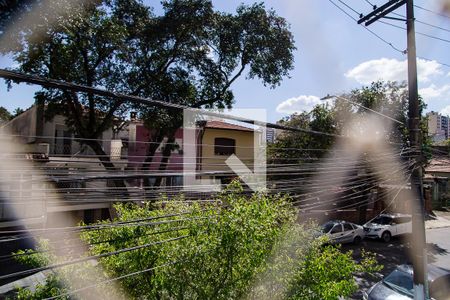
xmin=425 ymin=210 xmax=450 ymax=229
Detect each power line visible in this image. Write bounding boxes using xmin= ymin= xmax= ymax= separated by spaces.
xmin=337 ymin=0 xmax=361 ymax=15
xmin=379 ymin=20 xmax=450 ymax=44
xmin=42 ymin=250 xmax=210 ymax=300
xmin=364 ymin=0 xmax=376 ymax=7
xmin=0 ymin=235 xmax=189 ymax=281
xmin=414 ymin=4 xmax=450 ymax=20
xmin=417 ymin=55 xmax=450 ymax=68
xmin=327 ymin=0 xmax=406 ymax=53
xmin=390 ymin=11 xmax=450 ymax=33
xmin=0 ymin=226 xmax=189 ymax=263
xmin=358 ymin=4 xmax=450 ymax=67
xmin=0 ymin=69 xmax=343 ymax=140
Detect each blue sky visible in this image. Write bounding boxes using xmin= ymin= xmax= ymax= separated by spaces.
xmin=1 ymin=0 xmax=450 ymax=122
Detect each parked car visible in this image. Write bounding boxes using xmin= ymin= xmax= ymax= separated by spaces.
xmin=363 ymin=264 xmax=450 ymax=300
xmin=320 ymin=220 xmax=365 ymax=244
xmin=363 ymin=213 xmax=412 ymax=242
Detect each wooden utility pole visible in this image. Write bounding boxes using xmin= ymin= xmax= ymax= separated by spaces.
xmin=358 ymin=1 xmax=427 ymax=299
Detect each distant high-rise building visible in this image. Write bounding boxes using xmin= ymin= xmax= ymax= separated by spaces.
xmin=266 ymin=128 xmax=276 ymax=143
xmin=427 ymin=111 xmax=449 ymax=143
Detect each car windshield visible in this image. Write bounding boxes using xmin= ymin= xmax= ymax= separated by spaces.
xmin=382 ymin=269 xmax=413 ymax=296
xmin=372 ymin=216 xmax=392 ymax=225
xmin=321 ymin=222 xmax=334 ymax=233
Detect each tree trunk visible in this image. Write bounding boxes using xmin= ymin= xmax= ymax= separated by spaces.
xmin=84 ymin=140 xmax=128 ymax=196
xmin=140 ymin=133 xmax=164 ymax=188
xmin=153 ymin=134 xmax=176 ymax=187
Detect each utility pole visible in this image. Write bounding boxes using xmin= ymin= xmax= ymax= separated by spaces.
xmin=358 ymin=1 xmax=427 ymax=299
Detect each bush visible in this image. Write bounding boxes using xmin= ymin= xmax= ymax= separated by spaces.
xmin=11 ymin=182 xmax=381 ymax=299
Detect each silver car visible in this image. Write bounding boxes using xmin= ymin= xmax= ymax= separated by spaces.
xmin=320 ymin=220 xmax=365 ymax=244
xmin=363 ymin=264 xmax=450 ymax=300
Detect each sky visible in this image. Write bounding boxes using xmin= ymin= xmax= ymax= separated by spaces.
xmin=1 ymin=0 xmax=450 ymax=122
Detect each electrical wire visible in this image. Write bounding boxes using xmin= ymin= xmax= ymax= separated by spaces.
xmin=414 ymin=4 xmax=450 ymax=20
xmin=0 ymin=225 xmax=189 ymax=263
xmin=42 ymin=249 xmax=211 ymax=300
xmin=327 ymin=0 xmax=406 ymax=53
xmin=0 ymin=235 xmax=190 ymax=281
xmin=378 ymin=20 xmax=450 ymax=44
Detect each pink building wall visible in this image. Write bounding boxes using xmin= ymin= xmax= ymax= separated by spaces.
xmin=127 ymin=123 xmax=184 ymax=172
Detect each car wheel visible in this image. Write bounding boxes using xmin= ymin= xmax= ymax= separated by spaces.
xmin=353 ymin=236 xmax=362 ymax=245
xmin=381 ymin=231 xmax=391 ymax=242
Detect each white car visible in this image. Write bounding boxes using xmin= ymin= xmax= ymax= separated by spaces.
xmin=321 ymin=220 xmax=366 ymax=244
xmin=363 ymin=213 xmax=412 ymax=242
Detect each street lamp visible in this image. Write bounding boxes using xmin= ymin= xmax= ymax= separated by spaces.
xmin=320 ymin=94 xmax=404 ymax=125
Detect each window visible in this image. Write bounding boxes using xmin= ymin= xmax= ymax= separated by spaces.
xmin=321 ymin=221 xmax=334 ymax=233
xmin=330 ymin=225 xmax=342 ymax=234
xmin=372 ymin=216 xmax=393 ymax=225
xmin=54 ymin=124 xmax=72 ymax=155
xmin=395 ymin=216 xmax=412 ymax=224
xmin=214 ymin=138 xmax=235 ymax=155
xmin=343 ymin=223 xmax=354 ymax=231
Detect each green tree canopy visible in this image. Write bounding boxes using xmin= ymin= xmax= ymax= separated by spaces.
xmin=0 ymin=106 xmax=12 ymax=122
xmin=270 ymin=81 xmax=430 ymax=163
xmin=13 ymin=182 xmax=380 ymax=300
xmin=2 ymin=0 xmax=296 ymax=188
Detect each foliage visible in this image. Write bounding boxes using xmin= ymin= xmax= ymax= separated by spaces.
xmin=0 ymin=106 xmax=12 ymax=122
xmin=268 ymin=103 xmax=336 ymax=163
xmin=78 ymin=181 xmax=295 ymax=299
xmin=285 ymin=246 xmax=381 ymax=299
xmin=13 ymin=274 xmax=68 ymax=300
xmin=12 ymin=182 xmax=381 ymax=299
xmin=268 ymin=81 xmax=431 ymax=212
xmin=249 ymin=227 xmax=382 ymax=300
xmin=3 ymin=0 xmax=296 ymax=182
xmin=11 ymin=241 xmax=69 ymax=299
xmin=270 ymin=81 xmax=431 ymax=162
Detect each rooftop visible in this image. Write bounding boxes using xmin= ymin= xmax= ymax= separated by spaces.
xmin=204 ymin=120 xmax=254 ymax=132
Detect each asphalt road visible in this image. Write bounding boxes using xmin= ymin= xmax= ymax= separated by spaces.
xmin=426 ymin=227 xmax=450 ymax=270
xmin=345 ymin=227 xmax=450 ymax=299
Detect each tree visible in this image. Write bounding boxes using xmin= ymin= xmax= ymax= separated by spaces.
xmin=2 ymin=0 xmax=133 ymax=192
xmin=0 ymin=106 xmax=12 ymax=122
xmin=269 ymin=81 xmax=430 ymax=220
xmin=12 ymin=107 xmax=24 ymax=117
xmin=3 ymin=0 xmax=296 ymax=189
xmin=13 ymin=182 xmax=380 ymax=300
xmin=121 ymin=0 xmax=296 ymax=186
xmin=268 ymin=104 xmax=336 ymax=164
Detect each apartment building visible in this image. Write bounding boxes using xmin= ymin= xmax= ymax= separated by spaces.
xmin=427 ymin=111 xmax=449 ymax=143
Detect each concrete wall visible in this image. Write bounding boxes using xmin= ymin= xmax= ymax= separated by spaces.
xmin=2 ymin=106 xmax=37 ymax=144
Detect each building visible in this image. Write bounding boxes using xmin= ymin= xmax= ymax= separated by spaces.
xmin=196 ymin=120 xmax=260 ymax=186
xmin=1 ymin=105 xmax=261 ymax=227
xmin=427 ymin=111 xmax=449 ymax=143
xmin=424 ymin=155 xmax=450 ymax=211
xmin=126 ymin=118 xmax=184 ymax=187
xmin=266 ymin=128 xmax=276 ymax=143
xmin=0 ymin=104 xmax=126 ymax=228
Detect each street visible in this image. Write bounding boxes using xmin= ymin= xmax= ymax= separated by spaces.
xmin=347 ymin=226 xmax=450 ymax=299
xmin=427 ymin=227 xmax=450 ymax=270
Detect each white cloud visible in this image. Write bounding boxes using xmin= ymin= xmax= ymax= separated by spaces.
xmin=419 ymin=84 xmax=450 ymax=101
xmin=276 ymin=95 xmax=323 ymax=114
xmin=345 ymin=58 xmax=442 ymax=85
xmin=440 ymin=105 xmax=450 ymax=116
